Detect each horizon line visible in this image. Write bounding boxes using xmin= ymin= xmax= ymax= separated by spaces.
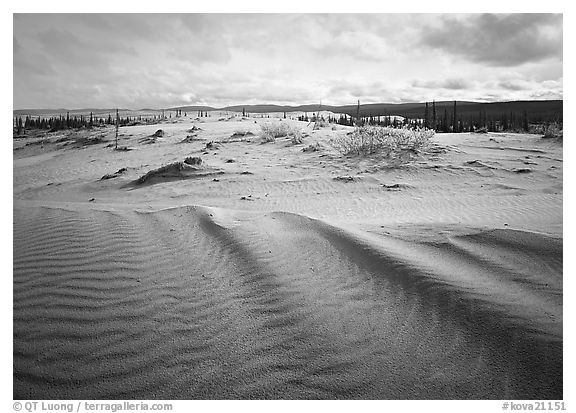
xmin=12 ymin=98 xmax=563 ymax=112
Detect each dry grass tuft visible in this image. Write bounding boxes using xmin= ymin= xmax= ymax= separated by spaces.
xmin=541 ymin=123 xmax=563 ymax=139
xmin=330 ymin=126 xmax=434 ymax=157
xmin=260 ymin=122 xmax=302 ymax=143
xmin=313 ymin=119 xmax=329 ymax=130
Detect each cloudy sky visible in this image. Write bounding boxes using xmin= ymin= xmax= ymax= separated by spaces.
xmin=13 ymin=13 xmax=563 ymax=109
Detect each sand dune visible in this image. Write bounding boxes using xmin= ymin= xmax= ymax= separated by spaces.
xmin=13 ymin=117 xmax=562 ymax=399
xmin=13 ymin=205 xmax=561 ymax=399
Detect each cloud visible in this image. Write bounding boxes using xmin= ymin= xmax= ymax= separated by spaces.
xmin=13 ymin=14 xmax=564 ymax=109
xmin=37 ymin=29 xmax=84 ymax=58
xmin=420 ymin=14 xmax=562 ymax=66
xmin=497 ymin=80 xmax=530 ymax=91
xmin=176 ymin=14 xmax=231 ymax=64
xmin=35 ymin=27 xmax=136 ymax=71
xmin=412 ymin=78 xmax=469 ymax=90
xmin=13 ymin=35 xmax=55 ymax=77
xmin=530 ymin=89 xmax=563 ymax=100
xmin=13 ymin=37 xmax=21 ymax=54
xmin=316 ymin=31 xmax=393 ymax=62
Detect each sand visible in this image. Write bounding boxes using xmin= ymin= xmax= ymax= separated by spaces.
xmin=13 ymin=115 xmax=562 ymax=399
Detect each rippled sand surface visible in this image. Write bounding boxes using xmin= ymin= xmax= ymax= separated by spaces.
xmin=13 ymin=118 xmax=562 ymax=399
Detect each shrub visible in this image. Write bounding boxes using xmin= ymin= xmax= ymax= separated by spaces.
xmin=313 ymin=119 xmax=329 ymax=130
xmin=541 ymin=122 xmax=563 ymax=139
xmin=135 ymin=162 xmax=194 ymax=185
xmin=303 ymin=142 xmax=321 ymax=152
xmin=260 ymin=122 xmax=302 ymax=143
xmin=291 ymin=134 xmax=303 ymax=144
xmin=330 ymin=126 xmax=434 ymax=156
xmin=184 ymin=156 xmax=202 ymax=166
xmin=231 ymin=129 xmax=255 ymax=138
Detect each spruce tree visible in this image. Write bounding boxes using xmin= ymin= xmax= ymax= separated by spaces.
xmin=452 ymin=101 xmax=457 ymax=132
xmin=432 ymin=101 xmax=437 ymax=131
xmin=115 ymin=109 xmax=119 ymax=150
xmin=522 ymin=110 xmax=529 ymax=132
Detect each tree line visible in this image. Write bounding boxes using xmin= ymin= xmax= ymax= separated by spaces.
xmin=335 ymin=100 xmax=561 ymax=133
xmin=421 ymin=100 xmax=535 ymax=133
xmin=13 ymin=111 xmax=183 ymax=135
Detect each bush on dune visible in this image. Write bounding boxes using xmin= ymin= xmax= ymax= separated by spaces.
xmin=134 ymin=162 xmax=196 ymax=184
xmin=541 ymin=122 xmax=563 ymax=139
xmin=313 ymin=119 xmax=329 ymax=130
xmin=331 ymin=125 xmax=434 ymax=157
xmin=291 ymin=134 xmax=304 ymax=144
xmin=260 ymin=122 xmax=302 ymax=143
xmin=230 ymin=130 xmax=255 ymax=140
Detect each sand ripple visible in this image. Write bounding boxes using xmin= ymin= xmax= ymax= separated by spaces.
xmin=13 ymin=204 xmax=562 ymax=399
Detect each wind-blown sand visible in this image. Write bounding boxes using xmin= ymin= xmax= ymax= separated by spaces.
xmin=13 ymin=115 xmax=562 ymax=399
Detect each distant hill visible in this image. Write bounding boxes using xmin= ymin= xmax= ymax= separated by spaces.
xmin=167 ymin=105 xmax=217 ymax=112
xmin=347 ymin=100 xmax=563 ymax=121
xmin=13 ymin=108 xmax=132 ymax=116
xmin=15 ymin=100 xmax=562 ymax=123
xmin=170 ymin=100 xmax=562 ymax=121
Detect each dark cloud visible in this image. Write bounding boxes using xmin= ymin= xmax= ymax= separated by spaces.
xmin=329 ymin=80 xmax=388 ymax=97
xmin=14 ymin=35 xmax=55 ymax=77
xmin=420 ymin=14 xmax=562 ymax=66
xmin=14 ymin=53 xmax=55 ymax=76
xmin=37 ymin=29 xmax=85 ymax=58
xmin=498 ymin=80 xmax=528 ymax=91
xmin=177 ymin=14 xmax=231 ymax=63
xmin=166 ymin=42 xmax=230 ymax=65
xmin=412 ymin=78 xmax=469 ymax=90
xmin=36 ymin=28 xmax=135 ymax=69
xmin=13 ymin=37 xmax=21 ymax=54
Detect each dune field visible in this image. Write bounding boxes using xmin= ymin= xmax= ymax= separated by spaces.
xmin=13 ymin=114 xmax=563 ymax=399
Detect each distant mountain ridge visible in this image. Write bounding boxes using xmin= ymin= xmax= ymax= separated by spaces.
xmin=175 ymin=100 xmax=563 ymax=124
xmin=14 ymin=100 xmax=562 ymax=121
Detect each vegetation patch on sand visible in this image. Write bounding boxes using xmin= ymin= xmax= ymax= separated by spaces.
xmin=134 ymin=162 xmax=198 ymax=184
xmin=302 ymin=142 xmax=322 ymax=152
xmin=331 ymin=126 xmax=434 ymax=157
xmin=65 ymin=134 xmax=108 ymax=148
xmin=382 ymin=183 xmax=411 ymax=191
xmin=313 ymin=119 xmax=330 ymax=130
xmin=220 ymin=130 xmax=255 ymax=143
xmin=205 ymin=141 xmax=220 ymax=150
xmin=139 ymin=129 xmax=164 ymax=144
xmin=259 ymin=122 xmax=302 ymax=143
xmin=101 ymin=167 xmax=127 ymax=180
xmin=132 ymin=158 xmax=223 ymax=185
xmin=512 ymin=168 xmax=532 ymax=174
xmin=540 ymin=122 xmax=563 ymax=140
xmin=231 ymin=130 xmax=255 ymax=139
xmin=179 ymin=135 xmax=198 ymax=143
xmin=333 ymin=175 xmax=358 ymax=182
xmin=184 ymin=157 xmax=202 ymax=166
